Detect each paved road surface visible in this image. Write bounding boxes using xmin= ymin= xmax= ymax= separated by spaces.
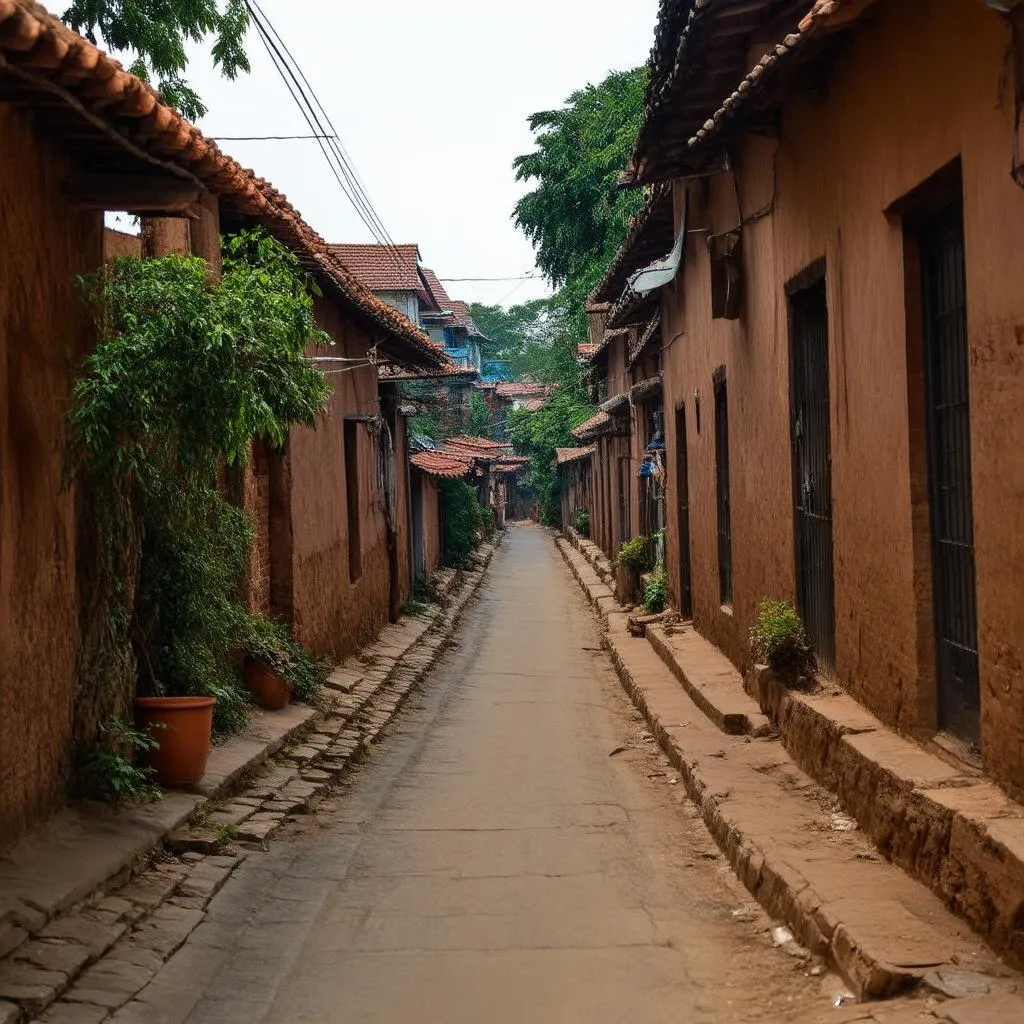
xmin=125 ymin=525 xmax=825 ymax=1023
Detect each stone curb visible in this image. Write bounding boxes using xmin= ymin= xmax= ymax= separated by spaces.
xmin=559 ymin=530 xmax=1024 ymax=969
xmin=554 ymin=534 xmax=1020 ymax=1004
xmin=0 ymin=538 xmax=501 ymax=1024
xmin=746 ymin=669 xmax=1024 ymax=970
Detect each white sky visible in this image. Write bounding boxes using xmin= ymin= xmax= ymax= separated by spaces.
xmin=47 ymin=0 xmax=659 ymax=306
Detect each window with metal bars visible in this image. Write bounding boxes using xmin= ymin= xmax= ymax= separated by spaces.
xmin=713 ymin=368 xmax=732 ymax=605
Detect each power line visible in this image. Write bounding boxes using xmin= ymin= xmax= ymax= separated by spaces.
xmin=243 ymin=1 xmax=403 ymax=266
xmin=213 ymin=133 xmax=337 ymax=140
xmin=438 ymin=274 xmax=542 ymax=282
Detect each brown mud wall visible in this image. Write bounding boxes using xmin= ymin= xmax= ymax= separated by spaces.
xmin=660 ymin=0 xmax=1024 ymax=794
xmin=0 ymin=107 xmax=102 ymax=850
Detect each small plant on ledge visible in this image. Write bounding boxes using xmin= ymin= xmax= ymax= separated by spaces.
xmin=615 ymin=535 xmax=651 ymax=573
xmin=749 ymin=599 xmax=817 ymax=686
xmin=643 ymin=568 xmax=669 ymax=614
xmin=573 ymin=507 xmax=590 ymax=537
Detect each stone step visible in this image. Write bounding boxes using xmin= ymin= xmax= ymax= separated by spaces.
xmin=645 ymin=621 xmax=771 ymax=737
xmin=556 ymin=534 xmax=1018 ymax=1002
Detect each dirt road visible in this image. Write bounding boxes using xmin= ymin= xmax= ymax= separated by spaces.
xmin=116 ymin=525 xmax=832 ymax=1023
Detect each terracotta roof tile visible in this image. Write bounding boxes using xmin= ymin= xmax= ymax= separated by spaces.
xmin=0 ymin=0 xmax=448 ymax=371
xmin=572 ymin=410 xmax=612 ymax=441
xmin=328 ymin=243 xmax=421 ymax=291
xmin=495 ymin=381 xmax=551 ymax=399
xmin=410 ymin=451 xmax=471 ymax=479
xmin=420 ymin=267 xmax=452 ymax=308
xmin=555 ymin=446 xmax=594 ymax=466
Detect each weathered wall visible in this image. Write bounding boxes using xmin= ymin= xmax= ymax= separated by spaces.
xmin=0 ymin=106 xmax=103 ymax=849
xmin=421 ymin=476 xmax=442 ymax=577
xmin=660 ymin=0 xmax=1024 ymax=793
xmin=102 ymin=227 xmax=141 ymax=260
xmin=287 ymin=300 xmax=392 ymax=661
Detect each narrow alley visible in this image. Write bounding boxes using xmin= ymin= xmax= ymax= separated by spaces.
xmin=109 ymin=526 xmax=825 ymax=1023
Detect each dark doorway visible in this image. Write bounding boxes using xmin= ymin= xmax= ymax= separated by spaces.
xmin=920 ymin=203 xmax=979 ymax=745
xmin=675 ymin=404 xmax=693 ymax=617
xmin=713 ymin=372 xmax=732 ymax=605
xmin=617 ymin=454 xmax=631 ymax=548
xmin=790 ymin=275 xmax=835 ymax=672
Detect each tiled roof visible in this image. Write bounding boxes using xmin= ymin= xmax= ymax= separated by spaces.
xmin=600 ymin=392 xmax=630 ymax=416
xmin=495 ymin=381 xmax=550 ymax=399
xmin=572 ymin=410 xmax=612 ymax=441
xmin=0 ymin=1 xmax=448 ymax=370
xmin=420 ymin=268 xmax=452 ymax=308
xmin=685 ymin=0 xmax=846 ymax=155
xmin=379 ymin=364 xmax=477 ymax=382
xmin=630 ymin=371 xmax=664 ymax=405
xmin=577 ymin=343 xmax=598 ymax=360
xmin=555 ymin=446 xmax=594 ymax=466
xmin=446 ymin=435 xmax=509 ymax=451
xmin=443 ymin=436 xmax=511 ymax=462
xmin=493 ymin=456 xmax=530 ymax=474
xmin=410 ymin=451 xmax=471 ymax=479
xmin=586 ymin=327 xmax=630 ymax=365
xmin=328 ymin=243 xmax=421 ymax=292
xmin=630 ymin=0 xmax=847 ymax=184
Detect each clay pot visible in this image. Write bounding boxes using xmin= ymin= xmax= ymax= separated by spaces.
xmin=134 ymin=696 xmax=216 ymax=787
xmin=243 ymin=658 xmax=292 ymax=711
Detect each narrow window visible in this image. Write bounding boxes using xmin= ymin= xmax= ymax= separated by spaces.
xmin=714 ymin=368 xmax=732 ymax=605
xmin=344 ymin=419 xmax=362 ymax=581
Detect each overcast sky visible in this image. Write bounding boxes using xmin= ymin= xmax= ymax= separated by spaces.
xmin=49 ymin=0 xmax=659 ymax=306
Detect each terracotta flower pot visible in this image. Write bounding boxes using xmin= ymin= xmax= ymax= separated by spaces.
xmin=243 ymin=658 xmax=292 ymax=711
xmin=134 ymin=696 xmax=216 ymax=787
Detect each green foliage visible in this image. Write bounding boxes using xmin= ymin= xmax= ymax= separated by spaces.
xmin=573 ymin=507 xmax=590 ymax=538
xmin=243 ymin=614 xmax=323 ymax=704
xmin=510 ymin=386 xmax=595 ymax=527
xmin=468 ymin=298 xmax=558 ymax=359
xmin=409 ymin=391 xmax=501 ymax=444
xmin=440 ymin=479 xmax=487 ymax=567
xmin=412 ymin=573 xmax=441 ymax=605
xmin=399 ymin=600 xmax=430 ymax=617
xmin=69 ymin=229 xmax=331 ymax=738
xmin=643 ymin=568 xmax=669 ymax=614
xmin=63 ymin=0 xmax=251 ymax=119
xmin=749 ymin=599 xmax=817 ymax=684
xmin=513 ymin=66 xmax=648 ymax=332
xmin=616 ymin=536 xmax=652 ymax=572
xmin=78 ymin=716 xmax=162 ymax=804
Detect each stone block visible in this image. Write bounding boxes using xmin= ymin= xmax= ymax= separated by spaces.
xmin=0 ymin=962 xmax=67 ymax=1015
xmin=129 ymin=904 xmax=204 ymax=958
xmin=0 ymin=1000 xmax=18 ymax=1024
xmin=13 ymin=939 xmax=91 ymax=977
xmin=40 ymin=1002 xmax=110 ymax=1024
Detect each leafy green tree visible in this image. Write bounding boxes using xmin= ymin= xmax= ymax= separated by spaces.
xmin=513 ymin=66 xmax=648 ymax=326
xmin=468 ymin=298 xmax=555 ymax=355
xmin=509 ymin=388 xmax=595 ymax=527
xmin=62 ymin=0 xmax=250 ymax=119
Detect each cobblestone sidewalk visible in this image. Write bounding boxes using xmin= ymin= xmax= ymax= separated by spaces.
xmin=0 ymin=541 xmax=498 ymax=1024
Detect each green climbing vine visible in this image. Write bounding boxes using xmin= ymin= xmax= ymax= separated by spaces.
xmin=68 ymin=228 xmax=331 ymax=742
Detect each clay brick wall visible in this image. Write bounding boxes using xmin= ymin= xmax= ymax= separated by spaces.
xmin=0 ymin=107 xmax=103 ymax=851
xmin=659 ymin=0 xmax=1024 ymax=795
xmin=421 ymin=477 xmax=442 ymax=577
xmin=102 ymin=227 xmax=141 ymax=260
xmin=284 ymin=299 xmax=394 ymax=661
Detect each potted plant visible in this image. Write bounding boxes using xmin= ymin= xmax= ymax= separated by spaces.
xmin=67 ymin=230 xmax=333 ymax=789
xmin=243 ymin=615 xmax=303 ymax=710
xmin=134 ymin=695 xmax=217 ymax=786
xmin=615 ymin=535 xmax=651 ymax=605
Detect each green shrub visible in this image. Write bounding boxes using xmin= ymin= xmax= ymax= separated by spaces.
xmin=749 ymin=599 xmax=817 ymax=683
xmin=616 ymin=535 xmax=651 ymax=572
xmin=441 ymin=479 xmax=484 ymax=567
xmin=573 ymin=507 xmax=590 ymax=537
xmin=243 ymin=614 xmax=324 ymax=704
xmin=643 ymin=568 xmax=669 ymax=613
xmin=68 ymin=229 xmax=332 ymax=738
xmin=77 ymin=716 xmax=162 ymax=804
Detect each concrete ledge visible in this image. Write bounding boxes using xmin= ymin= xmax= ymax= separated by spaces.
xmin=646 ymin=623 xmax=770 ymax=737
xmin=749 ymin=667 xmax=1024 ymax=967
xmin=554 ymin=535 xmax=1018 ymax=1002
